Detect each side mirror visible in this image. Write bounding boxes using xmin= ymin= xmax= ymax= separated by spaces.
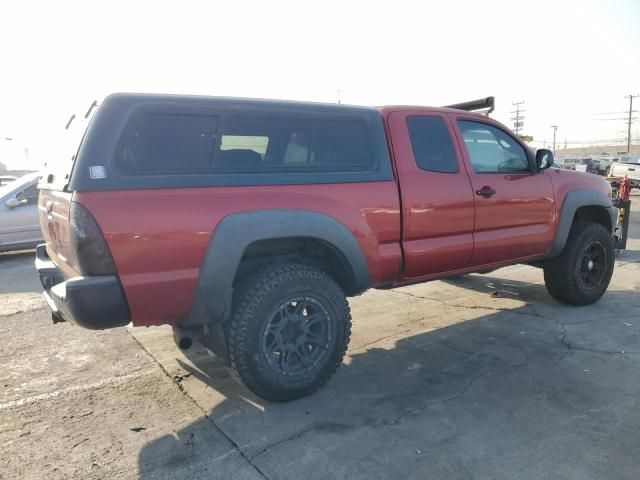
xmin=536 ymin=149 xmax=554 ymax=170
xmin=4 ymin=198 xmax=20 ymax=209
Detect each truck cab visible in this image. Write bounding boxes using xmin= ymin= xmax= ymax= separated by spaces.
xmin=382 ymin=107 xmax=557 ymax=277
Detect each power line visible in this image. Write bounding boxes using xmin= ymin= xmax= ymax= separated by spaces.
xmin=625 ymin=94 xmax=639 ymax=153
xmin=588 ymin=117 xmax=638 ymax=121
xmin=550 ymin=125 xmax=559 ymax=155
xmin=510 ymin=100 xmax=525 ymax=135
xmin=538 ymin=138 xmax=628 ymax=146
xmin=590 ymin=111 xmax=630 ymax=116
xmin=566 ymin=138 xmax=627 ymax=145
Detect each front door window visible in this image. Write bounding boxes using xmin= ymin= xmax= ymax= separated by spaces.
xmin=458 ymin=120 xmax=529 ymax=173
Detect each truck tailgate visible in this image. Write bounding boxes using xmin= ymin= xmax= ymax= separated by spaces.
xmin=37 ymin=188 xmax=78 ymax=278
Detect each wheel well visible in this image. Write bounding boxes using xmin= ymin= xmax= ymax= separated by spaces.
xmin=573 ymin=206 xmax=612 ymax=232
xmin=234 ymin=237 xmax=357 ymax=295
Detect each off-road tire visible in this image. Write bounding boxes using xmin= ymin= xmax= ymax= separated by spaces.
xmin=227 ymin=263 xmax=351 ymax=401
xmin=543 ymin=222 xmax=614 ymax=306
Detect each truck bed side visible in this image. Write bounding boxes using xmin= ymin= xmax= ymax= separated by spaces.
xmin=76 ymin=182 xmax=401 ymax=326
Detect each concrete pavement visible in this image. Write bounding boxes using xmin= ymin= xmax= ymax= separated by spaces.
xmin=1 ymin=194 xmax=639 ymax=479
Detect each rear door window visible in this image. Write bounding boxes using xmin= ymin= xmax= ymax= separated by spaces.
xmin=115 ymin=112 xmax=218 ymax=173
xmin=406 ymin=116 xmax=459 ymax=173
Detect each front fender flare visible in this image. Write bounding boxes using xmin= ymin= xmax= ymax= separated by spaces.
xmin=546 ymin=189 xmax=617 ymax=258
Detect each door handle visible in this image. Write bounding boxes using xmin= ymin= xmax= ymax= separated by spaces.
xmin=475 ymin=186 xmax=496 ymax=198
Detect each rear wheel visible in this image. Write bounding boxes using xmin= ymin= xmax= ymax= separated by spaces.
xmin=543 ymin=222 xmax=614 ymax=305
xmin=227 ymin=263 xmax=351 ymax=401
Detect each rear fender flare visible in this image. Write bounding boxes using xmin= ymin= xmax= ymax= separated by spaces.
xmin=187 ymin=210 xmax=370 ymax=326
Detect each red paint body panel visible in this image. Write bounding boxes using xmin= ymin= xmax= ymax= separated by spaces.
xmin=75 ymin=182 xmax=401 ymax=326
xmin=446 ymin=112 xmax=556 ymax=265
xmin=546 ymin=167 xmax=613 ymax=217
xmin=463 ymin=171 xmax=555 ymax=264
xmin=37 ymin=189 xmax=77 ymax=278
xmin=385 ymin=110 xmax=475 ymax=277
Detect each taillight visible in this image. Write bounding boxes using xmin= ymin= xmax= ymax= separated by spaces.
xmin=69 ymin=202 xmax=117 ymax=275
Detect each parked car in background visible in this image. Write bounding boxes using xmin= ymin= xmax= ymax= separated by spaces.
xmin=0 ymin=172 xmax=43 ymax=252
xmin=592 ymin=157 xmax=614 ymax=175
xmin=616 ymin=154 xmax=640 ymax=165
xmin=557 ymin=157 xmax=580 ymax=170
xmin=559 ymin=157 xmax=606 ymax=175
xmin=590 ymin=158 xmax=609 ymax=175
xmin=610 ymin=162 xmax=640 ymax=189
xmin=0 ymin=175 xmax=17 ymax=186
xmin=576 ymin=158 xmax=605 ymax=175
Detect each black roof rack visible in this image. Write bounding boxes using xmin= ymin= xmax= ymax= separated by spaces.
xmin=444 ymin=96 xmax=495 ymax=115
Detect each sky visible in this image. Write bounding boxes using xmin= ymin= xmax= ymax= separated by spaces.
xmin=1 ymin=0 xmax=639 ymax=169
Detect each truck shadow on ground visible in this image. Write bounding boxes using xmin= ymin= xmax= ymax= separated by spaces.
xmin=138 ymin=282 xmax=640 ymax=479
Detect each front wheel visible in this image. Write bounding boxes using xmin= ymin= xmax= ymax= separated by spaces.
xmin=227 ymin=263 xmax=351 ymax=401
xmin=543 ymin=222 xmax=615 ymax=305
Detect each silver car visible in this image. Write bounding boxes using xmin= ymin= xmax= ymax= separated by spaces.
xmin=0 ymin=172 xmax=43 ymax=252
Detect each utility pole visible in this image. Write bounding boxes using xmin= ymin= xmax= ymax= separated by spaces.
xmin=626 ymin=94 xmax=638 ymax=153
xmin=550 ymin=125 xmax=559 ymax=156
xmin=510 ymin=101 xmax=525 ymax=135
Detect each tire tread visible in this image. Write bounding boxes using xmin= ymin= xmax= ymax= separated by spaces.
xmin=227 ymin=263 xmax=351 ymax=401
xmin=544 ymin=221 xmax=614 ymax=306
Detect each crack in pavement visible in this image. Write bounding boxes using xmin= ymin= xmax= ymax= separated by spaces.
xmin=351 ymin=311 xmax=446 ymax=351
xmin=389 ymin=290 xmax=542 ymax=318
xmin=553 ymin=319 xmax=638 ymax=356
xmin=382 ymin=371 xmax=485 ymax=426
xmin=351 ymin=327 xmax=424 ymax=351
xmin=250 ymin=371 xmax=486 ymax=461
xmin=249 ymin=422 xmax=355 ymax=461
xmin=0 ymin=307 xmax=45 ymax=318
xmin=396 ymin=312 xmax=444 ymax=328
xmin=71 ymin=438 xmax=89 ymax=450
xmin=0 ymin=369 xmax=155 ymax=411
xmin=392 ymin=289 xmax=637 ymax=356
xmin=172 ymin=372 xmax=192 ymax=384
xmin=126 ymin=331 xmax=272 ymax=480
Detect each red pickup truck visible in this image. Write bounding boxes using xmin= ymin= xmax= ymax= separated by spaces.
xmin=36 ymin=94 xmax=617 ymax=401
